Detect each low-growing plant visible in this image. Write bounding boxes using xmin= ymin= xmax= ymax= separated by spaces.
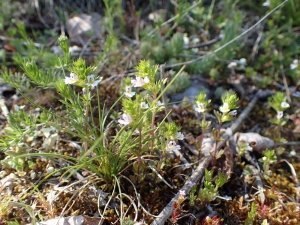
xmin=0 ymin=1 xmax=298 ymax=223
xmin=259 ymin=149 xmax=277 ymax=177
xmin=0 ymin=31 xmax=240 ymax=222
xmin=268 ymin=92 xmax=290 ymax=152
xmin=245 ymin=202 xmax=258 ymax=225
xmin=197 ymin=169 xmax=228 ymax=203
xmin=212 ymin=92 xmax=239 ymax=162
xmin=193 ymin=92 xmax=212 ymax=156
xmin=1 ymin=35 xmax=124 ymax=182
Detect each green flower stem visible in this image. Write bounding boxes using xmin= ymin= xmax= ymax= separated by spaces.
xmin=136 ymin=127 xmax=143 ymax=184
xmin=156 ymin=137 xmax=170 ymax=176
xmin=275 ymin=124 xmax=281 ymax=151
xmin=154 ymin=149 xmax=166 ymax=184
xmin=198 ymin=114 xmax=206 ymax=159
xmin=84 ymin=101 xmax=90 ymax=152
xmin=150 ymin=93 xmax=158 ymax=155
xmin=212 ymin=122 xmax=222 ymax=165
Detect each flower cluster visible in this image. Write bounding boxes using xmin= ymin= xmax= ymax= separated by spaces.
xmin=219 ymin=93 xmax=239 ymax=117
xmin=269 ymin=93 xmax=290 ymax=123
xmin=212 ymin=93 xmax=239 ymax=126
xmin=131 ymin=76 xmax=150 ymax=87
xmin=64 ymin=72 xmax=102 ymax=88
xmin=118 ymin=61 xmax=166 ymax=128
xmin=194 ymin=93 xmax=211 ymax=113
xmin=219 ymin=102 xmax=238 ymax=116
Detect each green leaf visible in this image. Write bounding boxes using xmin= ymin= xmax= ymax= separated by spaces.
xmin=212 ymin=128 xmax=218 ymax=140
xmin=215 ymin=171 xmax=228 ymax=187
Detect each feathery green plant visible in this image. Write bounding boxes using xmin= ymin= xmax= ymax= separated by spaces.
xmin=268 ymin=92 xmax=290 ymax=151
xmin=197 ymin=169 xmax=228 ymax=203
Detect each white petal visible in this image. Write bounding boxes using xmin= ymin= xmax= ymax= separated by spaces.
xmin=175 ymin=132 xmax=185 ymax=140
xmin=220 ymin=102 xmax=230 ymax=113
xmin=281 ymin=101 xmax=289 ymax=108
xmin=140 ymin=102 xmax=149 ymax=109
xmin=118 ymin=114 xmax=133 ymax=125
xmin=277 ymin=111 xmax=283 ymax=119
xmin=70 ymin=72 xmax=78 ymax=79
xmin=262 ymin=0 xmax=270 ymax=6
xmin=194 ymin=103 xmax=205 ymax=113
xmin=144 ymin=76 xmax=150 ymax=84
xmin=167 ymin=140 xmax=181 ymax=151
xmin=125 ymin=86 xmax=136 ymax=97
xmin=229 ymin=110 xmax=237 ymax=116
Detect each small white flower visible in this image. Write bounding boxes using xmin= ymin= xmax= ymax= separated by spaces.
xmin=262 ymin=0 xmax=270 ymax=7
xmin=124 ymin=86 xmax=136 ymax=98
xmin=192 ymin=37 xmax=200 ymax=43
xmin=157 ymin=100 xmax=164 ymax=107
xmin=157 ymin=100 xmax=165 ymax=107
xmin=64 ymin=72 xmax=79 ymax=84
xmin=140 ymin=102 xmax=149 ymax=109
xmin=46 ymin=166 xmax=55 ymax=173
xmin=194 ymin=102 xmax=205 ymax=113
xmin=277 ymin=111 xmax=283 ymax=119
xmin=175 ymin=132 xmax=185 ymax=140
xmin=290 ymin=59 xmax=298 ymax=70
xmin=281 ymin=101 xmax=290 ymax=108
xmin=183 ymin=34 xmax=189 ymax=46
xmin=167 ymin=140 xmax=181 ymax=152
xmin=179 ymin=190 xmax=186 ymax=196
xmin=290 ymin=150 xmax=296 ymax=156
xmin=86 ymin=74 xmax=102 ymax=87
xmin=229 ymin=110 xmax=237 ymax=116
xmin=227 ymin=62 xmax=237 ymax=68
xmin=220 ymin=102 xmax=230 ymax=113
xmin=156 ymin=100 xmax=165 ymax=111
xmin=30 ymin=171 xmax=36 ymax=180
xmin=118 ymin=114 xmax=133 ymax=125
xmin=239 ymin=58 xmax=247 ymax=66
xmin=13 ymin=105 xmax=25 ymax=111
xmin=131 ymin=76 xmax=150 ymax=87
